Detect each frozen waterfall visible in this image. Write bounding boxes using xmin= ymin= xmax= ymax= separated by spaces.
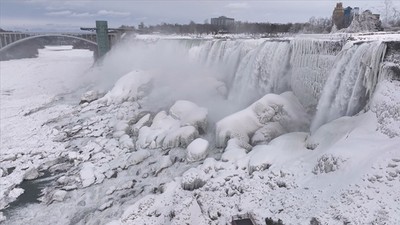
xmin=310 ymin=41 xmax=386 ymax=132
xmin=99 ymin=37 xmax=389 ymax=132
xmin=186 ymin=38 xmax=387 ymax=131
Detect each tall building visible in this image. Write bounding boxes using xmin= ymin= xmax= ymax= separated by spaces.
xmin=343 ymin=6 xmax=353 ymax=28
xmin=332 ymin=2 xmax=345 ymax=29
xmin=210 ymin=16 xmax=235 ymax=27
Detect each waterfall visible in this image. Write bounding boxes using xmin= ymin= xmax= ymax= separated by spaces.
xmin=310 ymin=41 xmax=387 ymax=132
xmin=114 ymin=37 xmax=388 ymax=131
xmin=183 ymin=38 xmax=388 ymax=131
xmin=227 ymin=41 xmax=291 ymax=106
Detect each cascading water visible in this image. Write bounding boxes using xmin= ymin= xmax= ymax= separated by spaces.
xmin=99 ymin=37 xmax=388 ymax=132
xmin=228 ymin=41 xmax=291 ymax=106
xmin=310 ymin=41 xmax=387 ymax=132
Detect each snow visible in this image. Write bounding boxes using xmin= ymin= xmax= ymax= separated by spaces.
xmin=80 ymin=162 xmax=96 ymax=188
xmin=186 ymin=138 xmax=209 ymax=162
xmin=169 ymin=100 xmax=208 ymax=133
xmin=99 ymin=70 xmax=152 ymax=105
xmin=216 ymin=92 xmax=309 ymax=147
xmin=1 ymin=33 xmax=400 ymax=225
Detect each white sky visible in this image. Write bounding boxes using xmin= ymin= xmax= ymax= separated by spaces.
xmin=0 ymin=0 xmax=399 ymax=32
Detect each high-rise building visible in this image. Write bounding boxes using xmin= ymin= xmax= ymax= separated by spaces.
xmin=344 ymin=6 xmax=353 ymax=28
xmin=210 ymin=16 xmax=235 ymax=27
xmin=332 ymin=2 xmax=345 ymax=29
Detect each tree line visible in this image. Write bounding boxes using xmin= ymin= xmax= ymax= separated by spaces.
xmin=120 ymin=17 xmax=333 ymax=35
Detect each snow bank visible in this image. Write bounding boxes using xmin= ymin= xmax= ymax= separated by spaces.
xmin=369 ymin=80 xmax=400 ymax=137
xmin=100 ymin=70 xmax=152 ymax=104
xmin=216 ymin=92 xmax=309 ymax=147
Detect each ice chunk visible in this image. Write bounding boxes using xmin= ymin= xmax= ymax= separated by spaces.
xmin=251 ymin=122 xmax=286 ymax=145
xmin=80 ymin=162 xmax=96 ymax=188
xmin=23 ymin=168 xmax=40 ymax=180
xmin=80 ymin=90 xmax=101 ymax=104
xmin=216 ymin=92 xmax=309 ymax=147
xmin=126 ymin=150 xmax=150 ymax=166
xmin=186 ymin=138 xmax=209 ymax=162
xmin=155 ymin=156 xmax=173 ymax=175
xmin=119 ymin=134 xmax=134 ymax=149
xmin=181 ymin=168 xmax=207 ymax=190
xmin=131 ymin=113 xmax=151 ymax=135
xmin=136 ymin=109 xmax=200 ymax=149
xmin=162 ymin=126 xmax=198 ymax=149
xmin=221 ymin=139 xmax=248 ymax=162
xmin=169 ymin=100 xmax=208 ymax=133
xmin=100 ymin=70 xmax=152 ymax=104
xmin=51 ymin=190 xmax=67 ymax=202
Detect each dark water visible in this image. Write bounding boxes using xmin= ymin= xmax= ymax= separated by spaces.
xmin=3 ymin=171 xmax=55 ymax=216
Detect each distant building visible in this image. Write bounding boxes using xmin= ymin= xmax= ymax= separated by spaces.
xmin=211 ymin=16 xmax=235 ymax=27
xmin=343 ymin=6 xmax=353 ymax=28
xmin=332 ymin=2 xmax=345 ymax=29
xmin=332 ymin=3 xmax=382 ymax=32
xmin=353 ymin=7 xmax=360 ymax=15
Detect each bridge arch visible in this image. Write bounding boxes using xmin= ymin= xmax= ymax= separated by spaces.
xmin=0 ymin=34 xmax=97 ymax=53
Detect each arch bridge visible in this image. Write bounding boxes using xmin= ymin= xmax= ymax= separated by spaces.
xmin=0 ymin=20 xmax=132 ymax=58
xmin=0 ymin=32 xmax=119 ymax=52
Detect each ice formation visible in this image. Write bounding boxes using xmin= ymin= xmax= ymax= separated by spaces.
xmin=311 ymin=41 xmax=387 ymax=132
xmin=136 ymin=100 xmax=207 ymax=149
xmin=216 ymin=92 xmax=309 ymax=147
xmin=186 ymin=138 xmax=209 ymax=162
xmin=1 ymin=33 xmax=400 ymax=225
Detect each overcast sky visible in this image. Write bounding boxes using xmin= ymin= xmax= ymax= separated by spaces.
xmin=0 ymin=0 xmax=399 ymax=32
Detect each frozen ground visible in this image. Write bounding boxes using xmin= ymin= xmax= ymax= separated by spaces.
xmin=1 ymin=34 xmax=400 ymax=225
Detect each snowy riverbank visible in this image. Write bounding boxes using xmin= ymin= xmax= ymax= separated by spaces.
xmin=1 ymin=34 xmax=399 ymax=224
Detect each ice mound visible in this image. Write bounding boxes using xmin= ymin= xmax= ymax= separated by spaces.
xmin=80 ymin=90 xmax=102 ymax=104
xmin=99 ymin=70 xmax=152 ymax=105
xmin=186 ymin=138 xmax=209 ymax=162
xmin=248 ymin=146 xmax=273 ymax=174
xmin=137 ymin=100 xmax=207 ymax=149
xmin=369 ymin=80 xmax=400 ymax=138
xmin=169 ymin=100 xmax=208 ymax=133
xmin=221 ymin=138 xmax=249 ymax=162
xmin=181 ymin=168 xmax=207 ymax=190
xmin=216 ymin=92 xmax=309 ymax=147
xmin=251 ymin=122 xmax=286 ymax=145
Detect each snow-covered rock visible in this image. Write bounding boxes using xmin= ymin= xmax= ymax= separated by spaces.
xmin=251 ymin=122 xmax=286 ymax=145
xmin=162 ymin=126 xmax=198 ymax=149
xmin=80 ymin=162 xmax=96 ymax=188
xmin=80 ymin=90 xmax=101 ymax=104
xmin=100 ymin=70 xmax=152 ymax=104
xmin=221 ymin=138 xmax=249 ymax=162
xmin=51 ymin=190 xmax=67 ymax=202
xmin=126 ymin=150 xmax=150 ymax=167
xmin=136 ymin=101 xmax=204 ymax=150
xmin=216 ymin=92 xmax=309 ymax=147
xmin=181 ymin=168 xmax=207 ymax=190
xmin=186 ymin=138 xmax=209 ymax=162
xmin=169 ymin=100 xmax=208 ymax=133
xmin=23 ymin=168 xmax=40 ymax=180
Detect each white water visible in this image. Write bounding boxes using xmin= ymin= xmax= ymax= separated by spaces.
xmin=93 ymin=37 xmax=388 ymax=131
xmin=311 ymin=41 xmax=386 ymax=132
xmin=188 ymin=38 xmax=388 ymax=132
